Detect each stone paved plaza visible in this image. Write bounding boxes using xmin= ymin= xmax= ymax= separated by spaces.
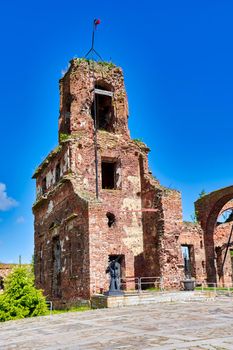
xmin=1 ymin=297 xmax=233 ymax=349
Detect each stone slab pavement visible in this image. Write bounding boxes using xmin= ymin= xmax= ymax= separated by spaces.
xmin=1 ymin=297 xmax=233 ymax=349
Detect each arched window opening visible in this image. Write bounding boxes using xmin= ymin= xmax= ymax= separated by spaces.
xmin=106 ymin=212 xmax=116 ymax=227
xmin=217 ymin=208 xmax=233 ymax=226
xmin=91 ymin=82 xmax=114 ymax=132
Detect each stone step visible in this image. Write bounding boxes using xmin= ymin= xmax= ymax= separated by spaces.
xmin=91 ymin=291 xmax=210 ymax=308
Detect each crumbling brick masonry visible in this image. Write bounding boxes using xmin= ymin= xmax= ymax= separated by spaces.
xmin=33 ymin=59 xmax=233 ymax=305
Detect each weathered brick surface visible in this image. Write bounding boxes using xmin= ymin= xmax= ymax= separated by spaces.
xmin=33 ymin=59 xmax=233 ymax=304
xmin=0 ymin=264 xmax=15 ymax=279
xmin=0 ymin=264 xmax=29 ymax=291
xmin=195 ymin=187 xmax=233 ymax=285
xmin=179 ymin=222 xmax=205 ymax=282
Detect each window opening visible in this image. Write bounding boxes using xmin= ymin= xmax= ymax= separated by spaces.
xmin=60 ymin=93 xmax=71 ymax=134
xmin=42 ymin=177 xmax=47 ymax=194
xmin=56 ymin=163 xmax=61 ymax=182
xmin=106 ymin=212 xmax=116 ymax=227
xmin=39 ymin=244 xmax=44 ymax=283
xmin=52 ymin=236 xmax=62 ymax=298
xmin=63 ymin=93 xmax=71 ymax=116
xmin=102 ymin=161 xmax=116 ymax=189
xmin=91 ymin=83 xmax=114 ymax=132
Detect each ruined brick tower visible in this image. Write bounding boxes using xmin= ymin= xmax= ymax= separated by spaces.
xmin=33 ymin=59 xmax=189 ymax=305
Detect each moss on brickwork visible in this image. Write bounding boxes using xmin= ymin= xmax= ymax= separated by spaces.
xmin=59 ymin=133 xmax=71 ymax=142
xmin=71 ymin=58 xmax=117 ymax=71
xmin=32 ymin=145 xmax=62 ymax=179
xmin=59 ymin=131 xmax=84 ymax=143
xmin=132 ymin=138 xmax=149 ymax=151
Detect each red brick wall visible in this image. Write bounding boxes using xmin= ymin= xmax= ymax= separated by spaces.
xmin=195 ymin=187 xmax=233 ymax=284
xmin=179 ymin=222 xmax=206 ymax=282
xmin=33 ymin=181 xmax=90 ymax=304
xmin=35 ymin=59 xmax=233 ymax=304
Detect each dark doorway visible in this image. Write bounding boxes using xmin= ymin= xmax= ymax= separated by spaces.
xmin=181 ymin=245 xmax=195 ymax=278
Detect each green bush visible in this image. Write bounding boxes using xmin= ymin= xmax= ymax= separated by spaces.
xmin=0 ymin=266 xmax=48 ymax=321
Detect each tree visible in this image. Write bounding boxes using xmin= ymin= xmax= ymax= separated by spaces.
xmin=0 ymin=266 xmax=48 ymax=321
xmin=199 ymin=189 xmax=207 ymax=198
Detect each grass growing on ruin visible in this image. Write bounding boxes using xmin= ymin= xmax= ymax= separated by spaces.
xmin=143 ymin=287 xmax=161 ymax=292
xmin=49 ymin=305 xmax=91 ymax=315
xmin=195 ymin=286 xmax=233 ymax=291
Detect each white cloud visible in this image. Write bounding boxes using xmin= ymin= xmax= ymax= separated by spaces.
xmin=16 ymin=216 xmax=25 ymax=224
xmin=0 ymin=183 xmax=18 ymax=211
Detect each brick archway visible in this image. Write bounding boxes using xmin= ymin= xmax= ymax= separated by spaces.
xmin=195 ymin=186 xmax=233 ymax=283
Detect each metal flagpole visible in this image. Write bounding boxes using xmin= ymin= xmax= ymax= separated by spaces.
xmin=85 ymin=19 xmax=102 ymax=199
xmin=92 ymin=61 xmax=99 ymax=200
xmin=85 ymin=19 xmax=103 ymax=61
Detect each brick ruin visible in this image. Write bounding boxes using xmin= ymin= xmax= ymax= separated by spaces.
xmin=195 ymin=186 xmax=233 ymax=285
xmin=32 ymin=59 xmax=233 ymax=305
xmin=0 ymin=264 xmax=20 ymax=290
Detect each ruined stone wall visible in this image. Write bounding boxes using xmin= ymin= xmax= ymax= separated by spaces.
xmin=139 ymin=154 xmax=161 ymax=278
xmin=0 ymin=264 xmax=30 ymax=291
xmin=212 ymin=201 xmax=233 ymax=284
xmin=33 ymin=143 xmax=70 ymax=199
xmin=88 ymin=203 xmax=136 ymax=293
xmin=86 ymin=135 xmax=145 ymax=293
xmin=214 ymin=222 xmax=233 ymax=284
xmin=179 ymin=222 xmax=205 ymax=282
xmin=195 ymin=187 xmax=233 ymax=284
xmin=0 ymin=264 xmax=16 ymax=289
xmin=34 ymin=58 xmax=214 ymax=303
xmin=59 ymin=59 xmax=129 ymax=139
xmin=0 ymin=264 xmax=14 ymax=279
xmin=139 ymin=150 xmax=184 ymax=287
xmin=33 ymin=180 xmax=90 ymax=305
xmin=158 ymin=188 xmax=184 ymax=287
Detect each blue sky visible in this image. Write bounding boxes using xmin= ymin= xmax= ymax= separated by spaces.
xmin=0 ymin=0 xmax=233 ymax=263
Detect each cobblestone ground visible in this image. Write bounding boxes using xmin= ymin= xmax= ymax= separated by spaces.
xmin=1 ymin=297 xmax=233 ymax=349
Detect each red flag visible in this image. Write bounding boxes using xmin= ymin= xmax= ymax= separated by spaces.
xmin=94 ymin=19 xmax=101 ymax=28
